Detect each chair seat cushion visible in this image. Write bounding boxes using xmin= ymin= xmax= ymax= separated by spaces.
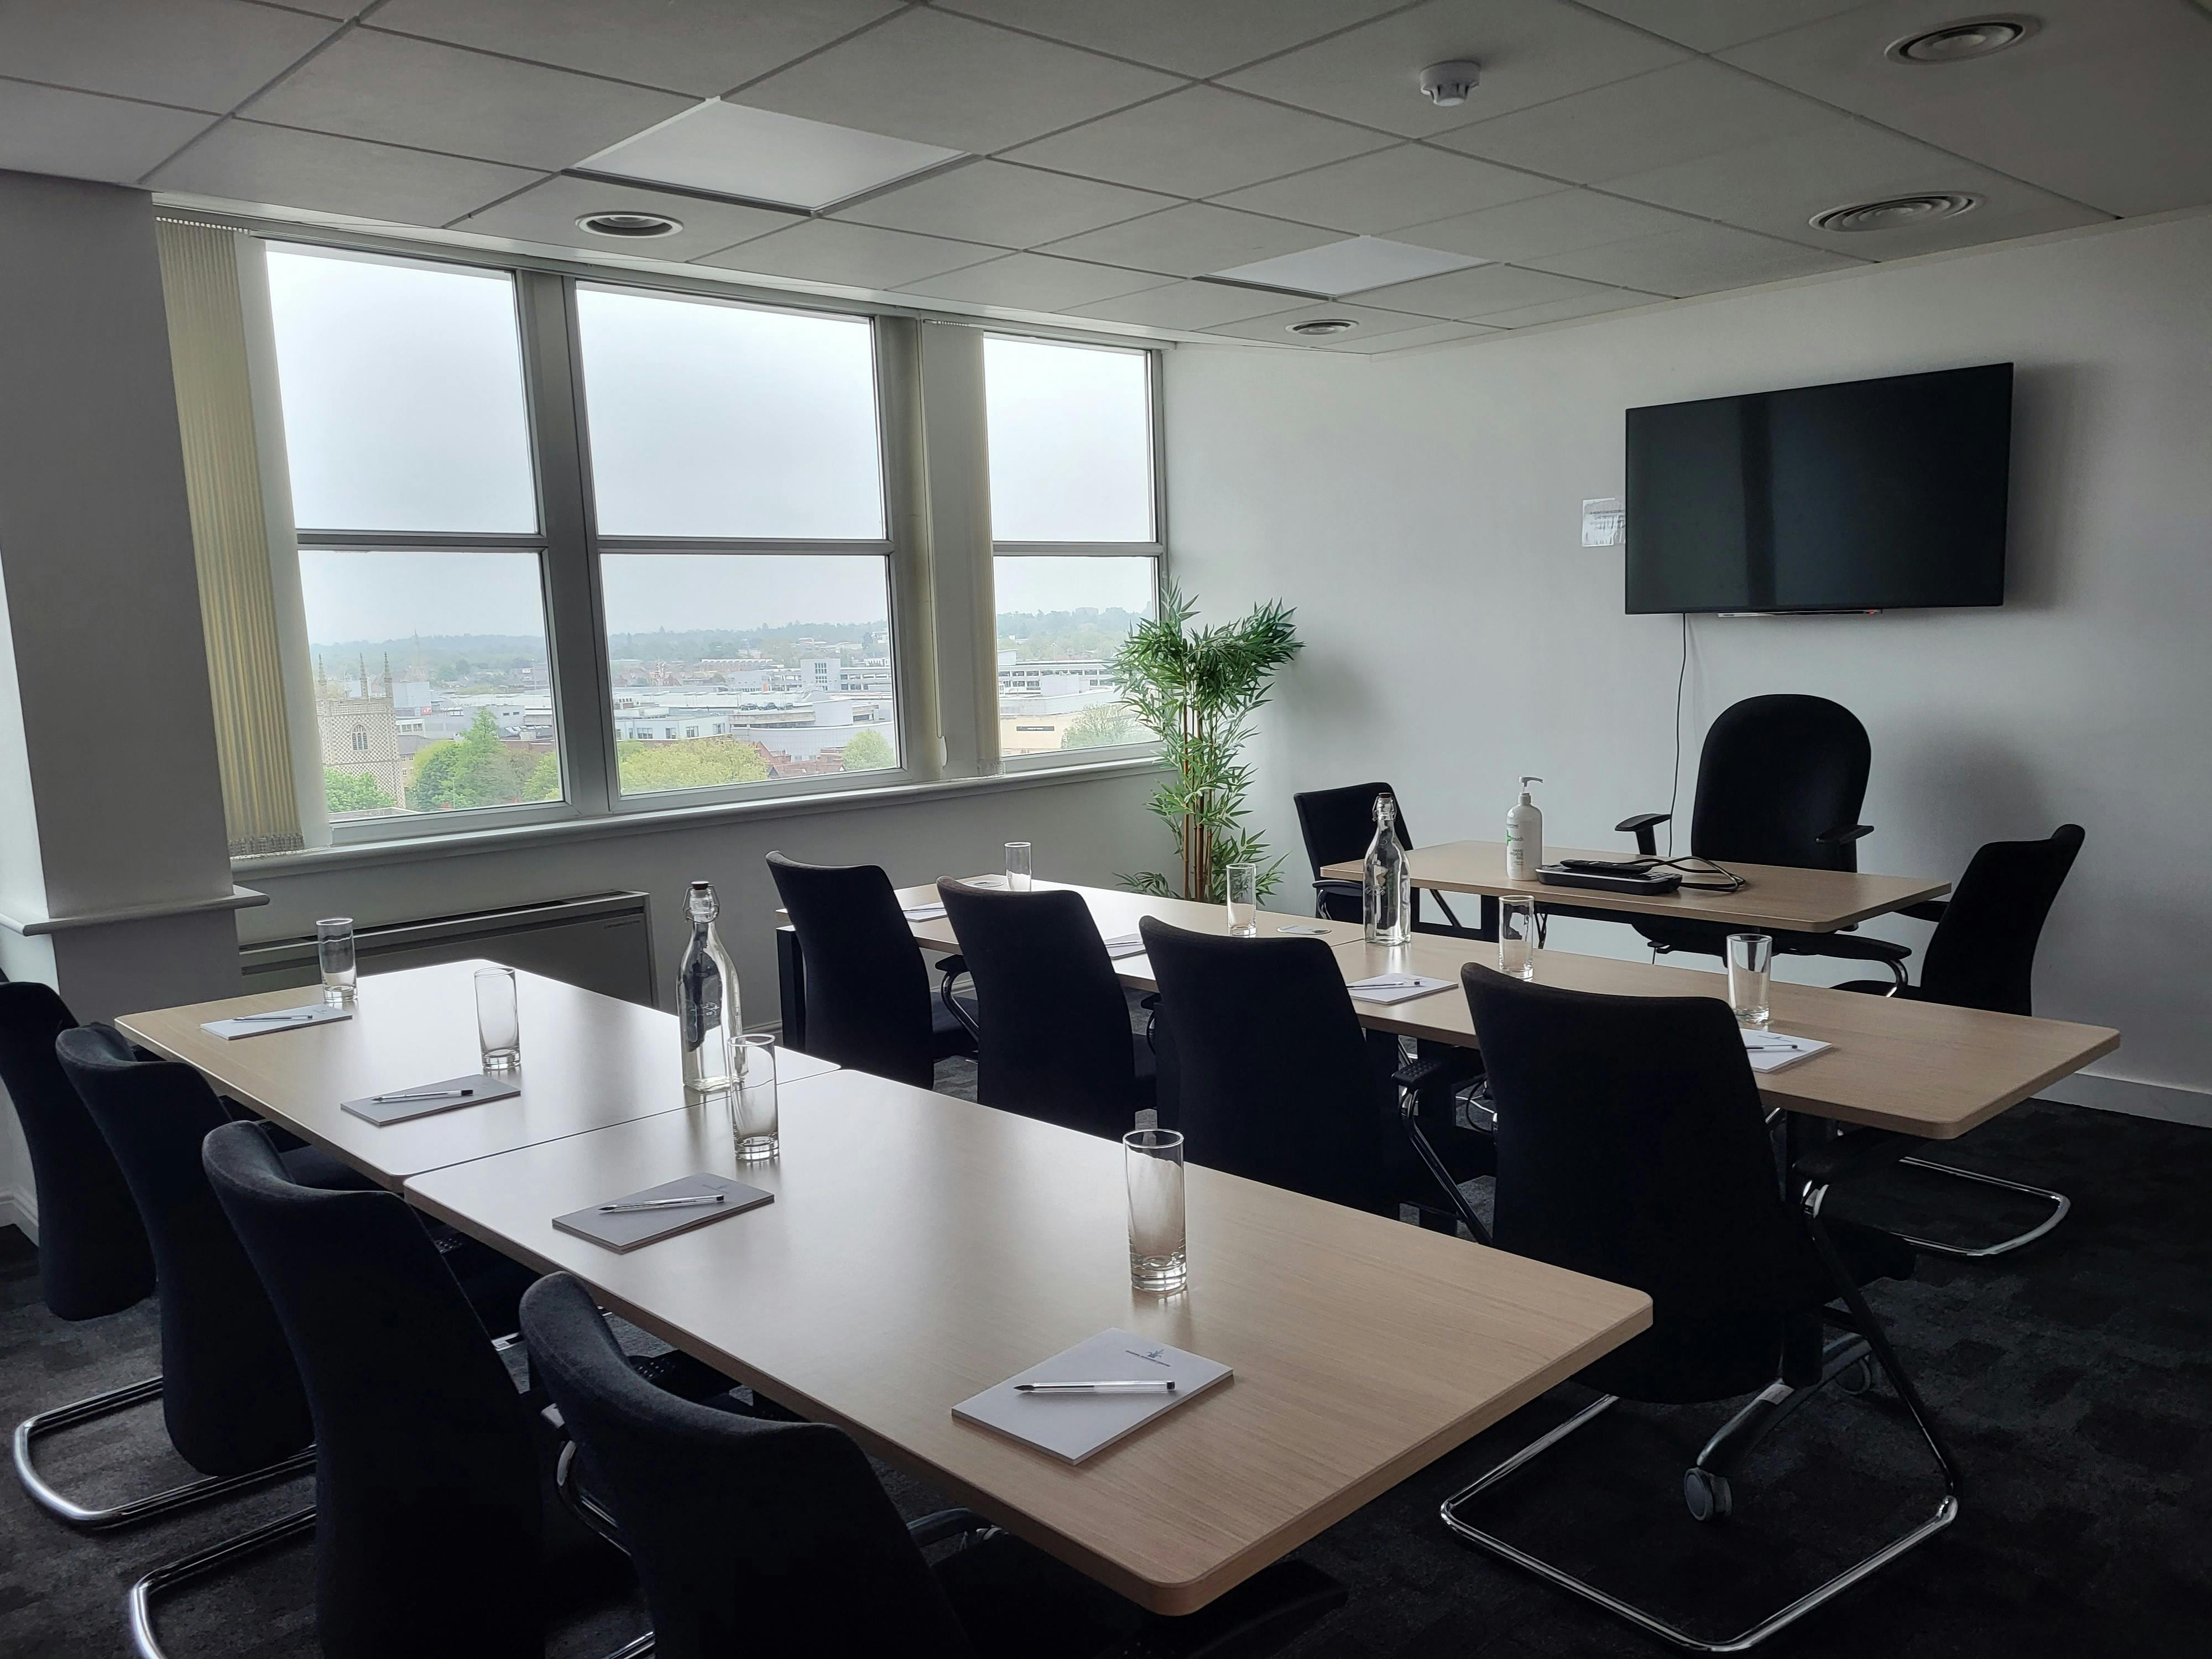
xmin=930 ymin=993 xmax=977 ymax=1062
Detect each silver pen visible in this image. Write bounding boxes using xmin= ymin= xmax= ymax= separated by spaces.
xmin=599 ymin=1193 xmax=728 ymax=1214
xmin=236 ymin=1011 xmax=319 ymax=1023
xmin=372 ymin=1087 xmax=475 ymax=1103
xmin=1015 ymin=1380 xmax=1177 ymax=1394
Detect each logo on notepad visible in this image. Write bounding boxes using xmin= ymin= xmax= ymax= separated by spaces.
xmin=1124 ymin=1346 xmax=1171 ymax=1368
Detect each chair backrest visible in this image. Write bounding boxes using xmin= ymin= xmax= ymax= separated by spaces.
xmin=1293 ymin=782 xmax=1413 ymax=875
xmin=1460 ymin=965 xmax=1809 ymax=1402
xmin=766 ymin=851 xmax=933 ymax=1088
xmin=519 ymin=1274 xmax=975 ymax=1659
xmin=0 ymin=983 xmax=153 ymax=1320
xmin=1690 ymin=694 xmax=1870 ymax=870
xmin=54 ymin=1026 xmax=311 ymax=1475
xmin=202 ymin=1120 xmax=543 ymax=1659
xmin=937 ymin=882 xmax=1140 ymax=1139
xmin=1918 ymin=825 xmax=2085 ymax=1016
xmin=1138 ymin=920 xmax=1396 ymax=1215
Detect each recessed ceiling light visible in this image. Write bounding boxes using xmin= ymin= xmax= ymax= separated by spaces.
xmin=1886 ymin=15 xmax=2039 ymax=63
xmin=1211 ymin=237 xmax=1483 ymax=299
xmin=576 ymin=211 xmax=683 ymax=239
xmin=1289 ymin=318 xmax=1359 ymax=336
xmin=576 ymin=101 xmax=963 ymax=213
xmin=1812 ymin=192 xmax=1981 ymax=232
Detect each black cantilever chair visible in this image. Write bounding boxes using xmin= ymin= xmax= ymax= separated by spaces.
xmin=1292 ymin=781 xmax=1489 ymax=938
xmin=938 ymin=881 xmax=1151 ymax=1139
xmin=1617 ymin=694 xmax=1912 ymax=984
xmin=1832 ymin=824 xmax=2088 ymax=1258
xmin=766 ymin=851 xmax=973 ymax=1088
xmin=519 ymin=1272 xmax=1345 ymax=1659
xmin=1439 ymin=966 xmax=1957 ymax=1652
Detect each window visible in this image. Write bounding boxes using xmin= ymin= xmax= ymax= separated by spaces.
xmin=984 ymin=337 xmax=1160 ymax=758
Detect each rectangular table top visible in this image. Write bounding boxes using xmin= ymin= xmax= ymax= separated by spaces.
xmin=891 ymin=879 xmax=1363 ymax=961
xmin=1319 ymin=839 xmax=1949 ymax=933
xmin=405 ymin=1066 xmax=1650 ymax=1616
xmin=116 ymin=959 xmax=836 ymax=1190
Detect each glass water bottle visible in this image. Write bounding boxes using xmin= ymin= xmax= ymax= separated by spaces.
xmin=1363 ymin=794 xmax=1411 ymax=946
xmin=678 ymin=880 xmax=740 ymax=1102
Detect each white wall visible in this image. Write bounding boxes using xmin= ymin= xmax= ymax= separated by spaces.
xmin=1164 ymin=212 xmax=2212 ymax=1117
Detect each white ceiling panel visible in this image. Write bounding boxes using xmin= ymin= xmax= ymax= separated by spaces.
xmin=833 ymin=160 xmax=1175 ymax=247
xmin=1396 ymin=189 xmax=1698 ymax=262
xmin=1066 ymin=281 xmax=1308 ymax=331
xmin=0 ymin=0 xmax=337 ymax=113
xmin=1576 ymin=1 xmax=1877 ymax=52
xmin=369 ymin=0 xmax=902 ymax=99
xmin=148 ymin=120 xmax=542 ymax=225
xmin=898 ymin=252 xmax=1174 ymax=309
xmin=1474 ymin=287 xmax=1658 ymax=327
xmin=1311 ymin=319 xmax=1500 ymax=352
xmin=1212 ymin=143 xmax=1560 ymax=236
xmin=448 ymin=174 xmax=800 ymax=255
xmin=734 ymin=7 xmax=1179 ymax=155
xmin=1213 ymin=236 xmax=1481 ymax=296
xmin=1222 ymin=0 xmax=1689 ymax=138
xmin=943 ymin=0 xmax=1402 ymax=77
xmin=0 ymin=82 xmax=215 ymax=185
xmin=1435 ymin=59 xmax=1838 ymax=184
xmin=1201 ymin=301 xmax=1449 ymax=343
xmin=1040 ymin=203 xmax=1338 ymax=279
xmin=244 ymin=30 xmax=691 ymax=171
xmin=579 ymin=102 xmax=961 ymax=211
xmin=1005 ymin=86 xmax=1391 ymax=199
xmin=1523 ymin=221 xmax=1864 ymax=295
xmin=1357 ymin=260 xmax=1651 ymax=320
xmin=697 ymin=217 xmax=1001 ymax=287
xmin=1722 ymin=0 xmax=2212 ymax=217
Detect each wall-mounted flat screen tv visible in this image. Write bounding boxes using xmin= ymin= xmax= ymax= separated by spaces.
xmin=1624 ymin=363 xmax=2012 ymax=614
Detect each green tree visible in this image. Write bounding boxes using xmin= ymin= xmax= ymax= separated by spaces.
xmin=1061 ymin=703 xmax=1139 ymax=749
xmin=324 ymin=768 xmax=395 ymax=814
xmin=839 ymin=729 xmax=894 ymax=771
xmin=615 ymin=737 xmax=771 ymax=795
xmin=408 ymin=710 xmax=534 ymax=810
xmin=523 ymin=753 xmax=562 ymax=801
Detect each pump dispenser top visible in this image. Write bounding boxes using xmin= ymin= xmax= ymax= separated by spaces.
xmin=1505 ymin=776 xmax=1545 ymax=881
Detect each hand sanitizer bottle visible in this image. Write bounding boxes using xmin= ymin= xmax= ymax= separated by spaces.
xmin=679 ymin=880 xmax=740 ymax=1102
xmin=1505 ymin=778 xmax=1545 ymax=881
xmin=1363 ymin=794 xmax=1411 ymax=946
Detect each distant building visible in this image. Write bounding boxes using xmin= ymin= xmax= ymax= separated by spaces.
xmin=315 ymin=655 xmax=405 ymax=807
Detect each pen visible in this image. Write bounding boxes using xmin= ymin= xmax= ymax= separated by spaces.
xmin=1014 ymin=1380 xmax=1177 ymax=1394
xmin=599 ymin=1193 xmax=729 ymax=1214
xmin=372 ymin=1087 xmax=475 ymax=1103
xmin=235 ymin=1011 xmax=319 ymax=1022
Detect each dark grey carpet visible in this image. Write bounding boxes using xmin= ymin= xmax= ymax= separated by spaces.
xmin=3 ymin=1087 xmax=2206 ymax=1657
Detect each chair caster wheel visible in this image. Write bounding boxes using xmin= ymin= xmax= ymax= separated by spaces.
xmin=1838 ymin=1356 xmax=1876 ymax=1396
xmin=1684 ymin=1467 xmax=1732 ymax=1522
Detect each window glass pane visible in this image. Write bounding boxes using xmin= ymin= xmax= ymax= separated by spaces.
xmin=984 ymin=337 xmax=1152 ymax=542
xmin=994 ymin=555 xmax=1156 ymax=755
xmin=577 ymin=287 xmax=884 ymax=539
xmin=265 ymin=246 xmax=536 ymax=533
xmin=601 ymin=554 xmax=897 ymax=795
xmin=299 ymin=550 xmax=558 ymax=822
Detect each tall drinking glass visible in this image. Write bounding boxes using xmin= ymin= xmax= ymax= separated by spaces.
xmin=1005 ymin=841 xmax=1033 ymax=892
xmin=475 ymin=967 xmax=521 ymax=1072
xmin=1498 ymin=895 xmax=1536 ymax=979
xmin=1225 ymin=864 xmax=1258 ymax=937
xmin=731 ymin=1035 xmax=779 ymax=1162
xmin=316 ymin=917 xmax=357 ymax=1006
xmin=1125 ymin=1128 xmax=1186 ymax=1291
xmin=1728 ymin=933 xmax=1773 ymax=1029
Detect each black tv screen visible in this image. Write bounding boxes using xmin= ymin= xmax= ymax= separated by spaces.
xmin=1624 ymin=363 xmax=2011 ymax=614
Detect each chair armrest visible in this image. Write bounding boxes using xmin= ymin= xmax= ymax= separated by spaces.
xmin=931 ymin=953 xmax=966 ymax=975
xmin=1615 ymin=812 xmax=1670 ymax=855
xmin=1816 ymin=822 xmax=1874 ymax=845
xmin=1899 ymin=900 xmax=1949 ymax=925
xmin=906 ymin=1507 xmax=996 ymax=1551
xmin=1793 ymin=1129 xmax=1918 ymax=1189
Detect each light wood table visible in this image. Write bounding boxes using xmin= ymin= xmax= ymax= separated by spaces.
xmin=116 ymin=959 xmax=836 ymax=1191
xmin=405 ymin=1066 xmax=1650 ymax=1616
xmin=1320 ymin=839 xmax=1949 ymax=933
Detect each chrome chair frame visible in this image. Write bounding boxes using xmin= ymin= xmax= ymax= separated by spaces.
xmin=1887 ymin=1154 xmax=2072 ymax=1259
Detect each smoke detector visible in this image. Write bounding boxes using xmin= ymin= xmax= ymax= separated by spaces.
xmin=1886 ymin=15 xmax=2039 ymax=62
xmin=576 ymin=211 xmax=684 ymax=239
xmin=1418 ymin=60 xmax=1482 ymax=107
xmin=1288 ymin=318 xmax=1359 ymax=337
xmin=1811 ymin=192 xmax=1980 ymax=232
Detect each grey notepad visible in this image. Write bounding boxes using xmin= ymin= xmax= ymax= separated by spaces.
xmin=952 ymin=1329 xmax=1232 ymax=1465
xmin=552 ymin=1172 xmax=773 ymax=1254
xmin=202 ymin=1004 xmax=352 ymax=1039
xmin=341 ymin=1073 xmax=520 ymax=1127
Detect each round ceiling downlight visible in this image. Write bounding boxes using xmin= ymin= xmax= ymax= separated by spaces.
xmin=1288 ymin=317 xmax=1359 ymax=336
xmin=576 ymin=211 xmax=684 ymax=239
xmin=1886 ymin=15 xmax=2039 ymax=62
xmin=1811 ymin=193 xmax=1980 ymax=233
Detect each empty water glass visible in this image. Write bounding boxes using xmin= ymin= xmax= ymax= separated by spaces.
xmin=1125 ymin=1128 xmax=1186 ymax=1291
xmin=317 ymin=917 xmax=357 ymax=1006
xmin=1728 ymin=933 xmax=1773 ymax=1030
xmin=1225 ymin=864 xmax=1259 ymax=937
xmin=1005 ymin=841 xmax=1033 ymax=892
xmin=1498 ymin=895 xmax=1536 ymax=979
xmin=731 ymin=1035 xmax=779 ymax=1161
xmin=475 ymin=966 xmax=520 ymax=1072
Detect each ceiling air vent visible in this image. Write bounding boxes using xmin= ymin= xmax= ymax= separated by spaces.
xmin=1288 ymin=318 xmax=1359 ymax=337
xmin=1886 ymin=16 xmax=2039 ymax=63
xmin=1811 ymin=194 xmax=1980 ymax=233
xmin=576 ymin=211 xmax=684 ymax=239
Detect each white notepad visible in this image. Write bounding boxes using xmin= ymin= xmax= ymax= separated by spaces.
xmin=902 ymin=902 xmax=949 ymax=921
xmin=952 ymin=1328 xmax=1232 ymax=1465
xmin=202 ymin=1003 xmax=352 ymax=1040
xmin=1346 ymin=974 xmax=1454 ymax=1005
xmin=1741 ymin=1029 xmax=1833 ymax=1073
xmin=1099 ymin=933 xmax=1150 ymax=961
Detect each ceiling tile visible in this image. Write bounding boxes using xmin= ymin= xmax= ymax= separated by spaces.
xmin=0 ymin=82 xmax=215 ymax=185
xmin=148 ymin=120 xmax=542 ymax=224
xmin=697 ymin=218 xmax=1001 ymax=288
xmin=1222 ymin=0 xmax=1688 ymax=138
xmin=448 ymin=174 xmax=799 ymax=255
xmin=1003 ymin=86 xmax=1390 ymax=199
xmin=244 ymin=29 xmax=691 ymax=170
xmin=898 ymin=252 xmax=1173 ymax=309
xmin=1721 ymin=0 xmax=2212 ymax=217
xmin=1309 ymin=319 xmax=1501 ymax=353
xmin=1039 ymin=203 xmax=1337 ymax=279
xmin=368 ymin=0 xmax=902 ymax=98
xmin=579 ymin=101 xmax=961 ymax=210
xmin=1355 ymin=260 xmax=1647 ymax=320
xmin=833 ymin=160 xmax=1175 ymax=247
xmin=1395 ymin=189 xmax=1698 ymax=261
xmin=1471 ymin=288 xmax=1656 ymax=327
xmin=734 ymin=7 xmax=1180 ymax=155
xmin=1213 ymin=236 xmax=1481 ymax=296
xmin=0 ymin=0 xmax=337 ymax=113
xmin=1522 ymin=222 xmax=1865 ymax=295
xmin=943 ymin=0 xmax=1402 ymax=77
xmin=1201 ymin=301 xmax=1447 ymax=343
xmin=1212 ymin=142 xmax=1560 ymax=236
xmin=1066 ymin=281 xmax=1308 ymax=331
xmin=1576 ymin=1 xmax=1877 ymax=52
xmin=1434 ymin=59 xmax=1838 ymax=184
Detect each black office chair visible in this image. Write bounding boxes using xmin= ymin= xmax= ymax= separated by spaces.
xmin=937 ymin=881 xmax=1151 ymax=1139
xmin=1439 ymin=967 xmax=1958 ymax=1652
xmin=1137 ymin=919 xmax=1493 ymax=1225
xmin=766 ymin=851 xmax=973 ymax=1088
xmin=1832 ymin=824 xmax=2087 ymax=1258
xmin=1292 ymin=782 xmax=1487 ymax=937
xmin=1616 ymin=694 xmax=1911 ymax=984
xmin=519 ymin=1272 xmax=1345 ymax=1659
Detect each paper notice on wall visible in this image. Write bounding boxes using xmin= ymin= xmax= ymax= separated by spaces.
xmin=1582 ymin=497 xmax=1625 ymax=547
